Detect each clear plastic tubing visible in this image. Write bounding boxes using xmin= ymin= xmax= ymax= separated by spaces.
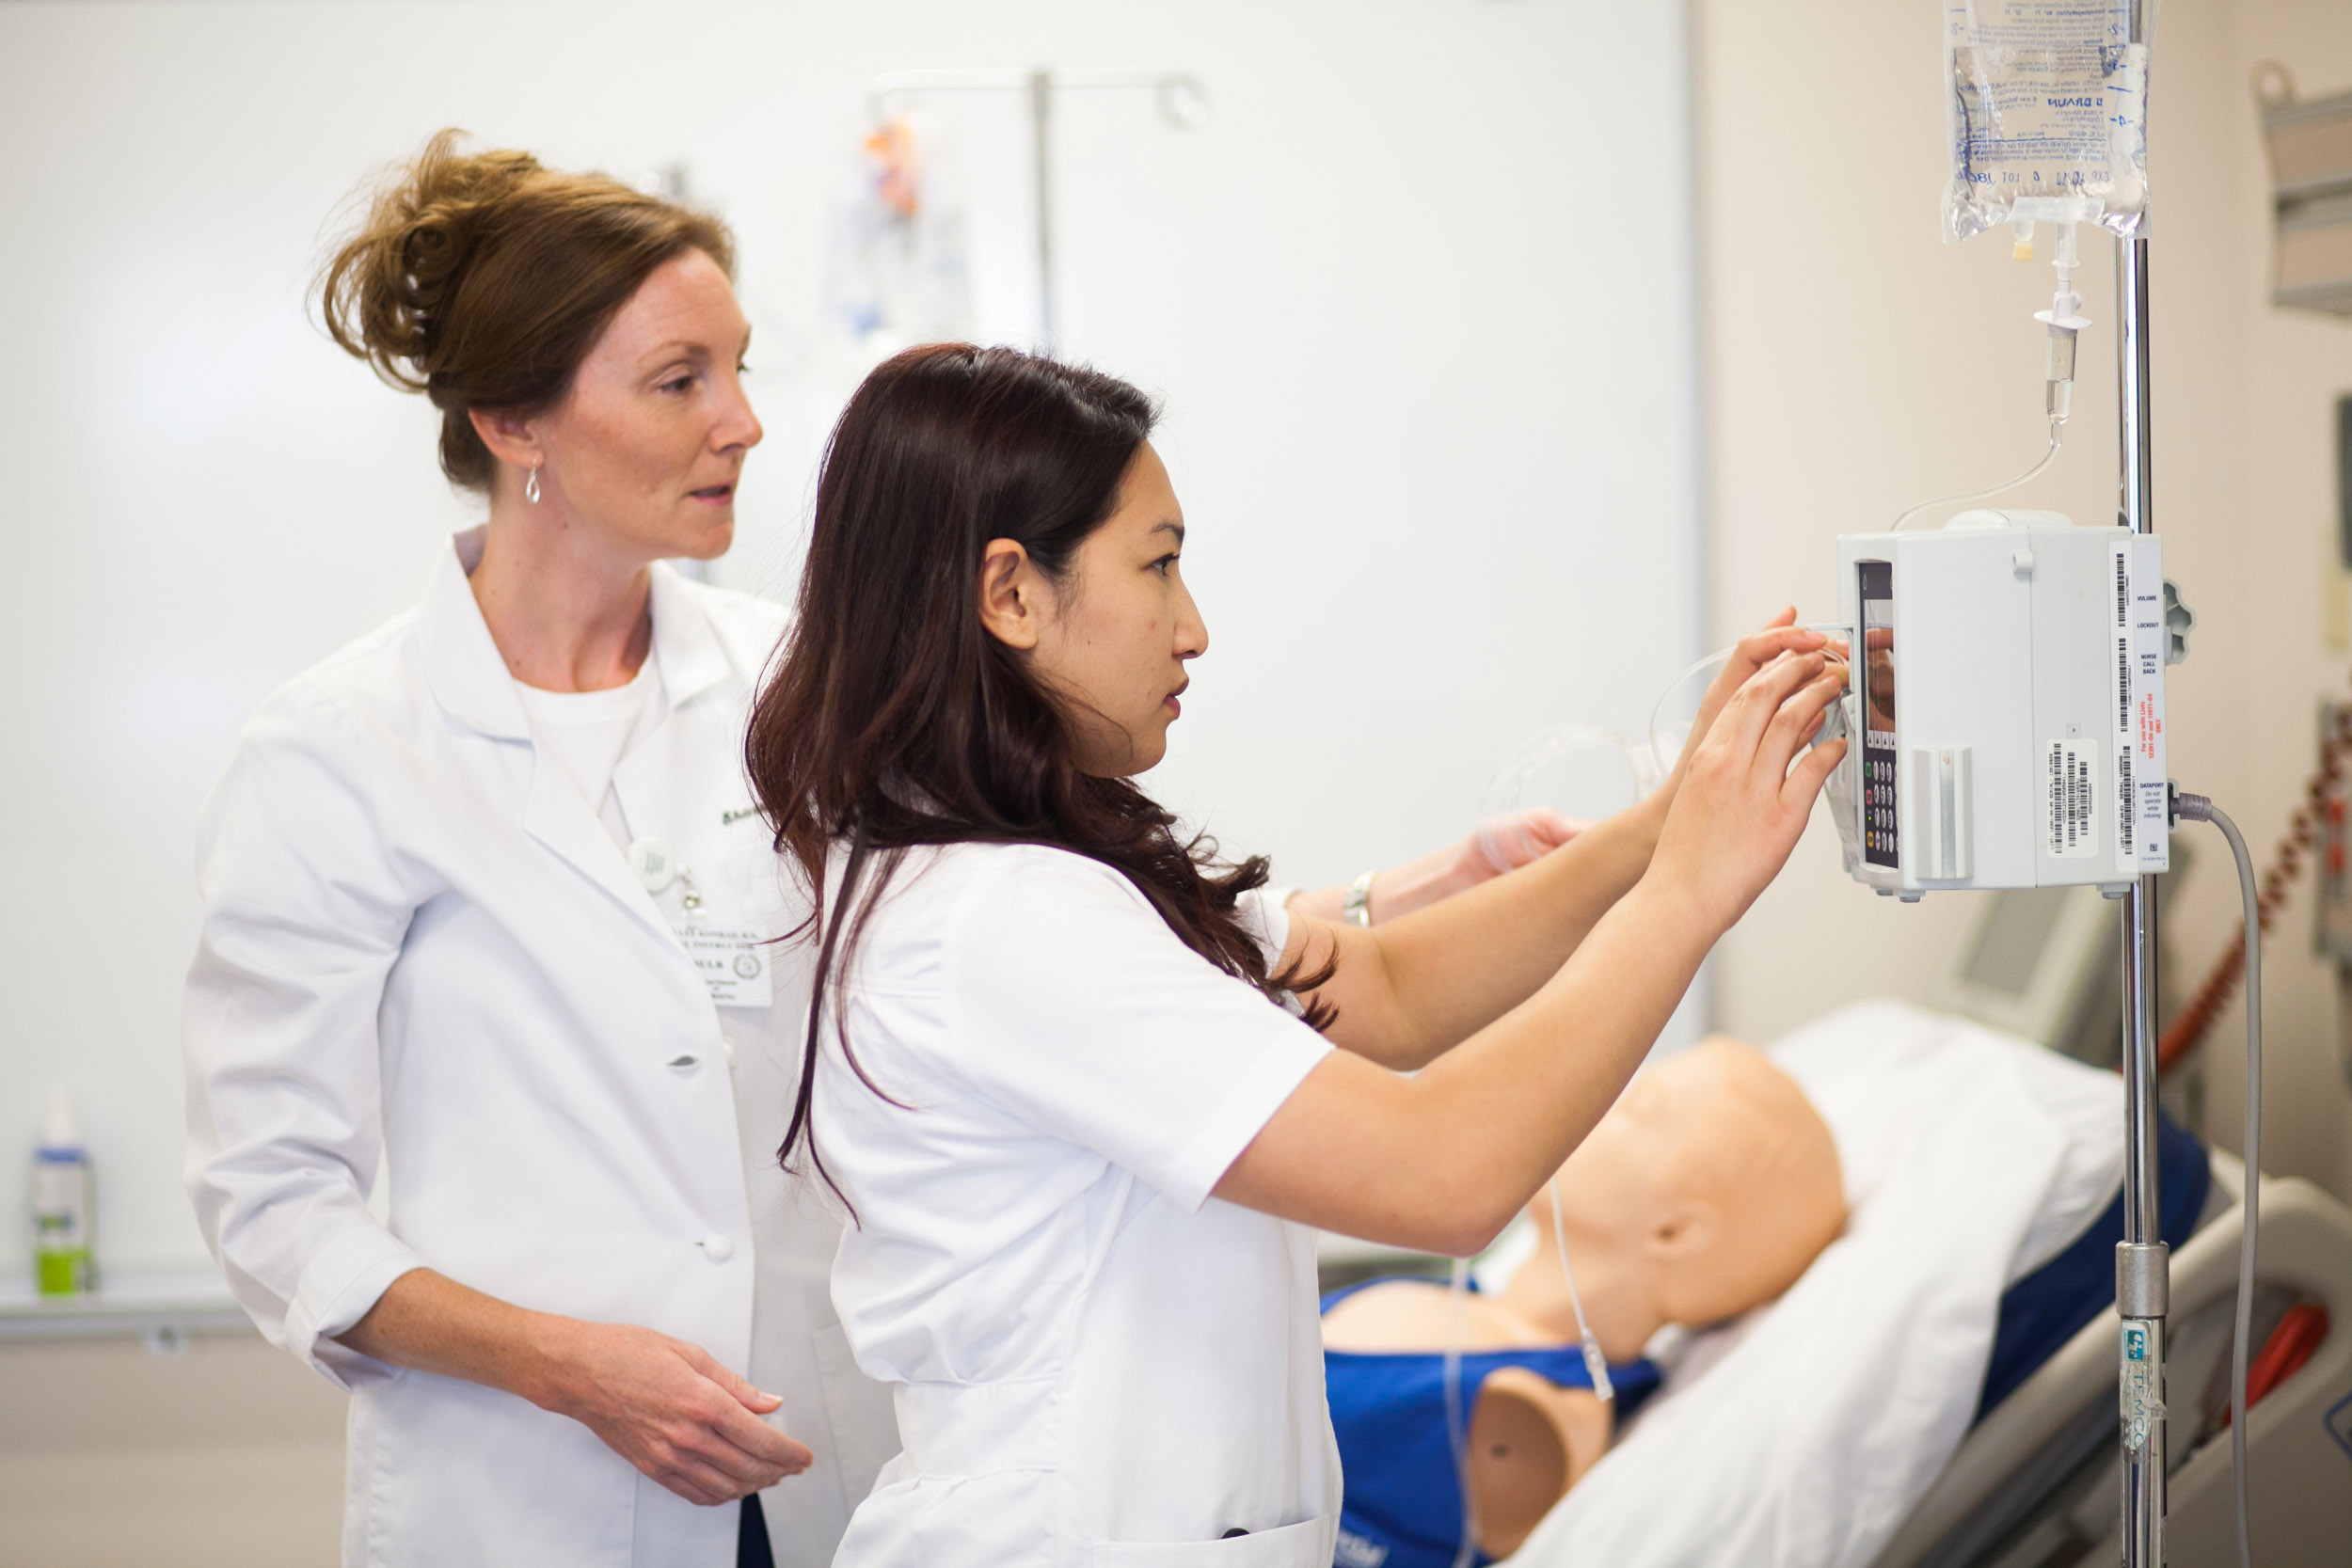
xmin=1442 ymin=1253 xmax=1478 ymax=1568
xmin=1645 ymin=623 xmax=1853 ymax=780
xmin=1889 ymin=422 xmax=2064 ymax=531
xmin=1549 ymin=1176 xmax=1613 ymax=1402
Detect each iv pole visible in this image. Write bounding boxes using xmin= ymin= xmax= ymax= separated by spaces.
xmin=2115 ymin=5 xmax=2165 ymax=1564
xmin=866 ymin=68 xmax=1211 ymax=353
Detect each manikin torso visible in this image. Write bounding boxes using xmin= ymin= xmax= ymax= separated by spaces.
xmin=1321 ymin=1037 xmax=1846 ymax=1559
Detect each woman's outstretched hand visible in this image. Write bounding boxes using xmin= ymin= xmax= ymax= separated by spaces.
xmin=1649 ymin=643 xmax=1847 ymax=934
xmin=1663 ymin=610 xmax=1834 ymax=799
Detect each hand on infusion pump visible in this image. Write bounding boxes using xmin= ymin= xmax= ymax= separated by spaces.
xmin=1650 ymin=632 xmax=1847 ymax=931
xmin=338 ymin=1269 xmax=812 ymax=1506
xmin=1321 ymin=1038 xmax=1846 ymax=1559
xmin=1665 ymin=609 xmax=1840 ymax=798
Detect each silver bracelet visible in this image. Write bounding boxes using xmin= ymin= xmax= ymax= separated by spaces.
xmin=1342 ymin=869 xmax=1378 ymax=927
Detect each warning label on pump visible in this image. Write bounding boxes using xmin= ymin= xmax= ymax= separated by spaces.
xmin=2111 ymin=535 xmax=2170 ymax=874
xmin=2045 ymin=740 xmax=2098 ymax=859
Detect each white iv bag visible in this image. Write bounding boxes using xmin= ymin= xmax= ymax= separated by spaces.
xmin=1944 ymin=0 xmax=2153 ymax=242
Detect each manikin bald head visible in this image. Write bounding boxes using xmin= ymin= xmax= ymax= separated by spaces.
xmin=1509 ymin=1037 xmax=1846 ymax=1360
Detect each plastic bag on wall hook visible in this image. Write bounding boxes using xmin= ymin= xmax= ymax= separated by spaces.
xmin=1944 ymin=0 xmax=2153 ymax=242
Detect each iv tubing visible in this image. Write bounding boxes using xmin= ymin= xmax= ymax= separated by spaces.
xmin=2174 ymin=790 xmax=2261 ymax=1568
xmin=1441 ymin=1254 xmax=1477 ymax=1568
xmin=1548 ymin=1176 xmax=1614 ymax=1402
xmin=1645 ymin=623 xmax=1852 ymax=781
xmin=1890 ymin=420 xmax=2066 ymax=531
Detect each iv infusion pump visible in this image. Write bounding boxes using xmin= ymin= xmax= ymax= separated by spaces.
xmin=1828 ymin=511 xmax=2175 ymax=900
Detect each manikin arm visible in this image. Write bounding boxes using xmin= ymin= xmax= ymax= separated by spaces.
xmin=1285 ymin=807 xmax=1584 ymax=927
xmin=1470 ymin=1369 xmax=1612 ymax=1560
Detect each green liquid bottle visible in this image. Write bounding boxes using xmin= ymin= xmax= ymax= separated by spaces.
xmin=33 ymin=1086 xmax=91 ymax=1298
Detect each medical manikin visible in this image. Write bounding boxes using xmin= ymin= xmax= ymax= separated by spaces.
xmin=1321 ymin=1039 xmax=1846 ymax=1562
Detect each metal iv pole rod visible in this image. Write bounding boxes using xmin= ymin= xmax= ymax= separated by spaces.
xmin=1027 ymin=71 xmax=1058 ymax=350
xmin=2113 ymin=5 xmax=2167 ymax=1550
xmin=866 ymin=68 xmax=1211 ymax=355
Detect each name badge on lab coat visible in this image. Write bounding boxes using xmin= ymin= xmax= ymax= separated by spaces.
xmin=676 ymin=924 xmax=773 ymax=1008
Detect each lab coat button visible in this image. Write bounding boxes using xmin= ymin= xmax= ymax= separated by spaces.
xmin=667 ymin=1053 xmax=698 ymax=1069
xmin=700 ymin=1232 xmax=735 ymax=1261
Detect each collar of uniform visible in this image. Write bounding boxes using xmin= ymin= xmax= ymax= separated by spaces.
xmin=419 ymin=532 xmax=739 ymax=737
xmin=415 ymin=526 xmax=532 ymax=741
xmin=644 ymin=560 xmax=734 ymax=710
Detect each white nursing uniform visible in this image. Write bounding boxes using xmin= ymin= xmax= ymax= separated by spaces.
xmin=183 ymin=530 xmax=898 ymax=1568
xmin=819 ymin=842 xmax=1343 ymax=1567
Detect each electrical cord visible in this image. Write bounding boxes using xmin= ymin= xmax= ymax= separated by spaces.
xmin=2174 ymin=789 xmax=2261 ymax=1568
xmin=2160 ymin=704 xmax=2352 ymax=1070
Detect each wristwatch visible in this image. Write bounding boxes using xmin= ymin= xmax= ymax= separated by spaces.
xmin=1343 ymin=869 xmax=1378 ymax=927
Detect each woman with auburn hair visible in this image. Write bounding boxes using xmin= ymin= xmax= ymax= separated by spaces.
xmin=182 ymin=132 xmax=896 ymax=1568
xmin=743 ymin=343 xmax=1845 ymax=1562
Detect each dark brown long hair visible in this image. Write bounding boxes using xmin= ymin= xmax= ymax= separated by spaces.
xmin=745 ymin=344 xmax=1328 ymax=1205
xmin=317 ymin=128 xmax=735 ymax=490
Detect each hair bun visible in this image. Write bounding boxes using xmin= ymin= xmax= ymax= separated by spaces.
xmin=319 ymin=132 xmax=543 ymax=389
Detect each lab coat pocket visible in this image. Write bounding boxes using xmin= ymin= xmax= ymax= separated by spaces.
xmin=1092 ymin=1513 xmax=1336 ymax=1567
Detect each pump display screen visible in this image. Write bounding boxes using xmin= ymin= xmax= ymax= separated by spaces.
xmin=1859 ymin=562 xmax=1897 ymax=869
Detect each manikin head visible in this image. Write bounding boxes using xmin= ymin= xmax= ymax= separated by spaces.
xmin=1509 ymin=1037 xmax=1846 ymax=1360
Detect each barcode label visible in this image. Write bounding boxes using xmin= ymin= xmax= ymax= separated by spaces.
xmin=2114 ymin=548 xmax=2130 ymax=628
xmin=2118 ymin=749 xmax=2136 ymax=863
xmin=2047 ymin=740 xmax=2097 ymax=859
xmin=2116 ymin=636 xmax=2131 ymax=732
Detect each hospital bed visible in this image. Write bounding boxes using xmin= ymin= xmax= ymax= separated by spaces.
xmin=1324 ymin=882 xmax=2352 ymax=1568
xmin=1488 ymin=1004 xmax=2352 ymax=1568
xmin=1873 ymin=1154 xmax=2352 ymax=1568
xmin=1872 ymin=881 xmax=2352 ymax=1568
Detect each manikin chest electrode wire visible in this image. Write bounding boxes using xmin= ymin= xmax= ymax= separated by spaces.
xmin=1549 ymin=1177 xmax=1616 ymax=1403
xmin=1439 ymin=1183 xmax=1617 ymax=1568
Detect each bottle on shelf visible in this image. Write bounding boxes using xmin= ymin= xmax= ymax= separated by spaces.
xmin=32 ymin=1086 xmax=92 ymax=1297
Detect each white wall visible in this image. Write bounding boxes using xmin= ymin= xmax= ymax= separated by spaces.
xmin=0 ymin=0 xmax=1701 ymax=1282
xmin=1694 ymin=0 xmax=2352 ymax=1200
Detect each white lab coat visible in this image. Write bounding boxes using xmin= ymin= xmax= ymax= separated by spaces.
xmin=183 ymin=530 xmax=897 ymax=1568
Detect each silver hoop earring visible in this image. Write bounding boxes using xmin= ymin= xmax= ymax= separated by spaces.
xmin=525 ymin=466 xmax=543 ymax=505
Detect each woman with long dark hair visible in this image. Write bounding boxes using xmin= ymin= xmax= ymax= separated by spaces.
xmin=745 ymin=344 xmax=1843 ymax=1562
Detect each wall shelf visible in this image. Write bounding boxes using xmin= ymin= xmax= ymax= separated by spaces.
xmin=0 ymin=1270 xmax=251 ymax=1348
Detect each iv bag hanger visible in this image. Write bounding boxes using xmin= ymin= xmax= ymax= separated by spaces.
xmin=867 ymin=69 xmax=1212 ymax=352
